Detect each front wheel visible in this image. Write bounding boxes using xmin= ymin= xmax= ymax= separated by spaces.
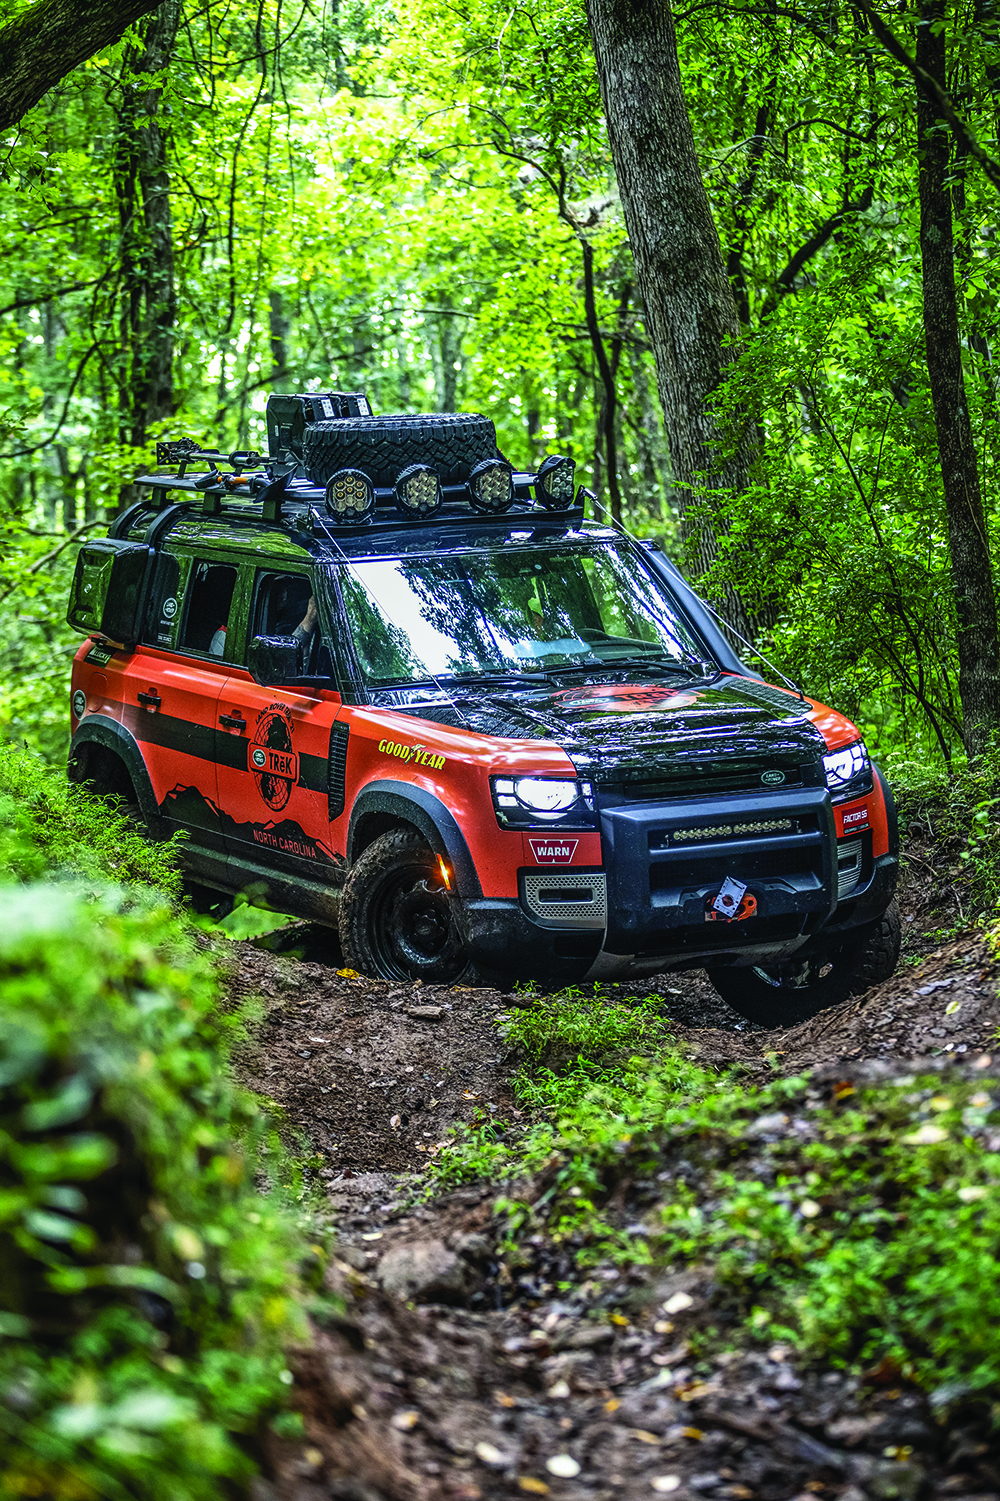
xmin=338 ymin=830 xmax=472 ymax=983
xmin=708 ymin=899 xmax=901 ymax=1027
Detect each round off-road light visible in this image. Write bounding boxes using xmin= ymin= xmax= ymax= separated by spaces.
xmin=468 ymin=457 xmax=515 ymax=514
xmin=394 ymin=463 xmax=442 ymax=518
xmin=535 ymin=453 xmax=576 ymax=510
xmin=324 ymin=467 xmax=375 ymax=524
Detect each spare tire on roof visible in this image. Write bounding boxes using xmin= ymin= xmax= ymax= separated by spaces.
xmin=301 ymin=412 xmax=500 ymax=488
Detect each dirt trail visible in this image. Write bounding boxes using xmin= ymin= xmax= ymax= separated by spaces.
xmin=231 ymin=862 xmax=1000 ymax=1501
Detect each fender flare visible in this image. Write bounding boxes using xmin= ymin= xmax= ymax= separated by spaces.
xmin=346 ymin=781 xmax=482 ymax=899
xmin=69 ymin=719 xmax=166 ymax=836
xmin=872 ymin=760 xmax=899 ymax=861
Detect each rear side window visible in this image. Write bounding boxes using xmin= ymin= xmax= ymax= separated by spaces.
xmin=143 ymin=550 xmax=190 ymax=649
xmin=181 ymin=561 xmax=238 ymax=656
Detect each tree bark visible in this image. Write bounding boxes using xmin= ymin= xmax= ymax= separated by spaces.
xmin=584 ymin=0 xmax=756 ymax=634
xmin=114 ymin=0 xmax=180 ymax=448
xmin=916 ymin=0 xmax=1000 ymax=761
xmin=0 ymin=0 xmax=162 ymax=134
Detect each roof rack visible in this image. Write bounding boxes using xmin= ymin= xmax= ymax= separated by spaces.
xmin=133 ymin=437 xmax=593 ymax=530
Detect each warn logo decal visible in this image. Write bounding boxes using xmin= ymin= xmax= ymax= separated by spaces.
xmin=529 ymin=838 xmax=579 ymax=864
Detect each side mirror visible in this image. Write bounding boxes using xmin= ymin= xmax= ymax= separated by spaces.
xmin=67 ymin=539 xmax=151 ymax=644
xmin=248 ymin=634 xmax=303 ymax=685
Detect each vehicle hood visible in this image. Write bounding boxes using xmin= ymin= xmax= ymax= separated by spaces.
xmin=391 ymin=674 xmax=829 ymax=781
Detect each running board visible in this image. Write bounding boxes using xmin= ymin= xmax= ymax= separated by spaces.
xmin=182 ymin=843 xmax=342 ymax=926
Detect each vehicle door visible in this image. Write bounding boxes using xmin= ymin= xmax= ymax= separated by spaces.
xmin=122 ymin=549 xmax=238 ymax=847
xmin=214 ymin=567 xmax=345 ymax=882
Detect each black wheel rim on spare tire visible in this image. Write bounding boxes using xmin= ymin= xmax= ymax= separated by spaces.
xmin=369 ymin=857 xmax=467 ymax=983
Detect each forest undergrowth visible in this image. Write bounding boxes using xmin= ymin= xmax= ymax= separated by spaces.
xmin=3 ymin=743 xmax=1000 ymax=1499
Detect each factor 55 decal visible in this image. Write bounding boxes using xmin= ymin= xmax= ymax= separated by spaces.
xmin=251 ymin=703 xmax=299 ymax=811
xmin=840 ymin=804 xmax=869 ymax=832
xmin=529 ymin=837 xmax=579 ymax=864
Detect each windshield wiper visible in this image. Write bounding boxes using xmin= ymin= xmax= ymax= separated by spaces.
xmin=600 ymin=653 xmax=717 ymax=678
xmin=437 ymin=669 xmax=559 ymax=688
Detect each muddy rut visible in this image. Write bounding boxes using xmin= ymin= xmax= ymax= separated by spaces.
xmin=228 ymin=859 xmax=1000 ymax=1501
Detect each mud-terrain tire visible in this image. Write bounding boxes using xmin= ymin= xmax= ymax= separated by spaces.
xmin=302 ymin=412 xmax=499 ymax=488
xmin=339 ymin=829 xmax=473 ymax=984
xmin=708 ymin=899 xmax=901 ymax=1027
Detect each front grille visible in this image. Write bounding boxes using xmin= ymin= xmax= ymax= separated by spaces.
xmin=613 ymin=759 xmax=810 ymax=802
xmin=649 ymin=844 xmax=820 ymax=893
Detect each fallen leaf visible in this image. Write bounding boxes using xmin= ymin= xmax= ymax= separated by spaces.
xmin=611 ymin=1312 xmax=629 ymax=1326
xmin=944 ymin=999 xmax=962 ymax=1015
xmin=958 ymin=1185 xmax=988 ymax=1202
xmin=604 ymin=1397 xmax=620 ymax=1413
xmin=630 ymin=1429 xmax=661 ymax=1445
xmin=475 ymin=1442 xmax=504 ymax=1465
xmin=391 ymin=1410 xmax=419 ymax=1431
xmin=653 ymin=1320 xmax=675 ymax=1335
xmin=360 ymin=1231 xmax=383 ymax=1241
xmin=799 ymin=1199 xmax=821 ymax=1218
xmin=651 ymin=1479 xmax=681 ymax=1494
xmin=682 ymin=1426 xmax=703 ymax=1441
xmin=546 ymin=1455 xmax=581 ymax=1479
xmin=336 ymin=968 xmax=360 ymax=978
xmin=663 ymin=1292 xmax=694 ymax=1314
xmin=303 ymin=1447 xmax=324 ymax=1467
xmin=390 ymin=1115 xmax=401 ymax=1129
xmin=832 ymin=1081 xmax=855 ymax=1100
xmin=929 ymin=1096 xmax=952 ymax=1111
xmin=495 ymin=1392 xmax=517 ymax=1408
xmin=902 ymin=1124 xmax=948 ymax=1144
xmin=547 ymin=1380 xmax=571 ymax=1399
xmin=518 ymin=1481 xmax=550 ymax=1495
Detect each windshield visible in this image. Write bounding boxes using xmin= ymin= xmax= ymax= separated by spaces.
xmin=334 ymin=544 xmax=707 ymax=688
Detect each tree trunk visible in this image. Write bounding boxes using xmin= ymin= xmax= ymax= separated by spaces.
xmin=584 ymin=0 xmax=756 ymax=633
xmin=115 ymin=0 xmax=180 ymax=449
xmin=916 ymin=0 xmax=1000 ymax=761
xmin=0 ymin=0 xmax=161 ymax=134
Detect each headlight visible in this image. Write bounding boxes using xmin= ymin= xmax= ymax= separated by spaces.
xmin=491 ymin=775 xmax=596 ymax=829
xmin=823 ymin=740 xmax=873 ymax=801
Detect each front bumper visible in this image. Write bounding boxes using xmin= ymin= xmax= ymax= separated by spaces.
xmin=460 ymin=784 xmax=898 ymax=985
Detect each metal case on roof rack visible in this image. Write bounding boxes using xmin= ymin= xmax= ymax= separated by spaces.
xmin=265 ymin=392 xmax=371 ymax=459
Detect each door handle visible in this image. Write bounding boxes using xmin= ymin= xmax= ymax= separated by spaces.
xmin=220 ymin=711 xmax=246 ymax=732
xmin=137 ymin=690 xmax=161 ymax=712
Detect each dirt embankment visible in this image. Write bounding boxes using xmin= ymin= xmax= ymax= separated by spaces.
xmin=231 ymin=852 xmax=1000 ymax=1501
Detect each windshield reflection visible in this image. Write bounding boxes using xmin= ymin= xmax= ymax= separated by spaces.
xmin=334 ymin=545 xmax=705 ymax=688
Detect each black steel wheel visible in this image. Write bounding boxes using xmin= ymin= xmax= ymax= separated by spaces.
xmin=708 ymin=899 xmax=901 ymax=1027
xmin=338 ymin=830 xmax=471 ymax=983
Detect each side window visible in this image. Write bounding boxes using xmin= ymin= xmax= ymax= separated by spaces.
xmin=180 ymin=561 xmax=239 ymax=657
xmin=143 ymin=549 xmax=191 ymax=649
xmin=252 ymin=572 xmax=317 ymax=667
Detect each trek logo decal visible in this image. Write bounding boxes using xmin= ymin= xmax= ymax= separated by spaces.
xmin=252 ymin=703 xmax=299 ymax=811
xmin=378 ymin=738 xmax=446 ymax=769
xmin=842 ymin=805 xmax=869 ymax=829
xmin=529 ymin=838 xmax=579 ymax=864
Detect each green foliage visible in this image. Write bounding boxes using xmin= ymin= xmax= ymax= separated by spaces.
xmin=0 ymin=752 xmax=324 ymax=1498
xmin=433 ymin=991 xmax=1000 ymax=1401
xmin=655 ymin=1076 xmax=1000 ymax=1403
xmin=0 ymin=882 xmax=318 ymax=1499
xmin=0 ymin=744 xmax=182 ymax=894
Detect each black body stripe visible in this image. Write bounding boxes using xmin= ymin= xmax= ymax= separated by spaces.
xmin=122 ymin=704 xmax=328 ymax=788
